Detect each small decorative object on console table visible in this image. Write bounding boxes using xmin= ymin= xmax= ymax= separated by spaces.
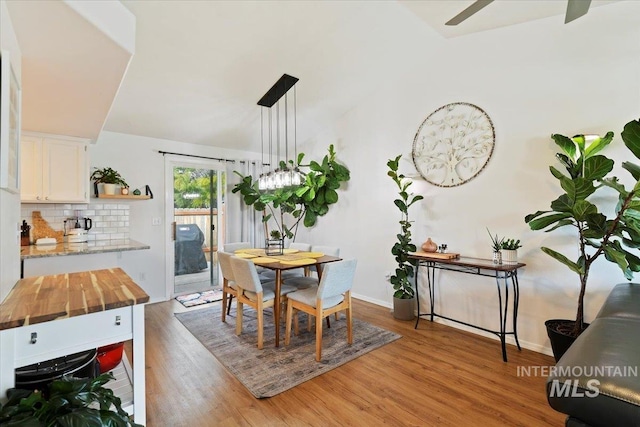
xmin=501 ymin=238 xmax=521 ymax=264
xmin=421 ymin=238 xmax=438 ymax=253
xmin=487 ymin=228 xmax=504 ymax=264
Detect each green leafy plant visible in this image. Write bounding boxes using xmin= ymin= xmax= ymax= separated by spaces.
xmin=388 ymin=155 xmax=423 ymax=299
xmin=525 ymin=118 xmax=640 ymax=337
xmin=0 ymin=373 xmax=142 ymax=426
xmin=232 ymin=145 xmax=350 ymax=241
xmin=269 ymin=229 xmax=282 ymax=240
xmin=487 ymin=228 xmax=505 ymax=252
xmin=502 ymin=239 xmax=522 ymax=250
xmin=90 ymin=167 xmax=128 ymax=187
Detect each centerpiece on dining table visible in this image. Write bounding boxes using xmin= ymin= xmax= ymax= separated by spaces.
xmin=265 ymin=230 xmax=284 ymax=256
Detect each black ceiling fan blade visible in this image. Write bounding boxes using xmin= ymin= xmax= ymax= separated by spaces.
xmin=445 ymin=0 xmax=495 ymax=26
xmin=565 ymin=0 xmax=591 ymax=23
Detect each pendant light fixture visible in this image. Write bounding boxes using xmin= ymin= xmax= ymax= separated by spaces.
xmin=256 ymin=74 xmax=303 ymax=191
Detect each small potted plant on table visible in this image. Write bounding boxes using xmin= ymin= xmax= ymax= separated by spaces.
xmin=487 ymin=228 xmax=505 ymax=264
xmin=501 ymin=239 xmax=522 ymax=264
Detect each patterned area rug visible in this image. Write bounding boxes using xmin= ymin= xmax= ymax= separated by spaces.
xmin=175 ymin=304 xmax=401 ymax=398
xmin=175 ymin=289 xmax=223 ymax=308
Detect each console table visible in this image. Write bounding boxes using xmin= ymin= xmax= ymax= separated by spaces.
xmin=408 ymin=253 xmax=525 ymax=362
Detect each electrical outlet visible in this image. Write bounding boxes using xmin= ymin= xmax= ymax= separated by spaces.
xmin=152 ymin=217 xmax=161 ymax=226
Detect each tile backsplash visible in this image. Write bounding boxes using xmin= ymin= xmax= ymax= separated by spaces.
xmin=22 ymin=203 xmax=130 ymax=244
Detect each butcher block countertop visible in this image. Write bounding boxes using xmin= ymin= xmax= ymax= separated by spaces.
xmin=21 ymin=239 xmax=150 ymax=260
xmin=0 ymin=268 xmax=149 ymax=331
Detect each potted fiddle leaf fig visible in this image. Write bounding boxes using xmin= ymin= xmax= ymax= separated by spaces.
xmin=232 ymin=144 xmax=350 ymax=243
xmin=525 ymin=118 xmax=640 ymax=361
xmin=388 ymin=154 xmax=423 ymax=320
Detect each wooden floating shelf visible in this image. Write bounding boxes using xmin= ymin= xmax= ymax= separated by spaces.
xmin=94 ymin=194 xmax=151 ymax=200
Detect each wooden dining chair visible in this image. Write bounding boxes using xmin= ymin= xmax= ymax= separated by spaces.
xmin=230 ymin=256 xmax=296 ymax=349
xmin=284 ymin=259 xmax=357 ymax=361
xmin=219 ymin=251 xmax=277 ymax=320
xmin=217 ymin=251 xmax=239 ymax=322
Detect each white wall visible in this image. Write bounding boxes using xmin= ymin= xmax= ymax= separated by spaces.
xmin=295 ymin=1 xmax=640 ymax=355
xmin=89 ymin=131 xmax=262 ymax=302
xmin=0 ymin=0 xmax=22 ymax=302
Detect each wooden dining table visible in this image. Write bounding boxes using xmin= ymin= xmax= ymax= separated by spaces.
xmin=234 ymin=249 xmax=342 ymax=347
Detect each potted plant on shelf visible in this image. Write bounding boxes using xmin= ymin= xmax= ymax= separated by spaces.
xmin=525 ymin=118 xmax=640 ymax=361
xmin=0 ymin=373 xmax=142 ymax=426
xmin=501 ymin=238 xmax=522 ymax=264
xmin=387 ymin=154 xmax=423 ymax=320
xmin=487 ymin=228 xmax=505 ymax=264
xmin=90 ymin=167 xmax=128 ymax=195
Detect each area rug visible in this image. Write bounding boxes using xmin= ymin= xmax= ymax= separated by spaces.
xmin=174 ymin=304 xmax=401 ymax=398
xmin=175 ymin=289 xmax=223 ymax=307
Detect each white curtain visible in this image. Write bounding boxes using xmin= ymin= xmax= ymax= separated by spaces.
xmin=225 ymin=159 xmax=264 ymax=248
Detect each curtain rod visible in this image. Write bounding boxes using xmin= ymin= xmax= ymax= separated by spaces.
xmin=158 ymin=150 xmax=268 ymax=166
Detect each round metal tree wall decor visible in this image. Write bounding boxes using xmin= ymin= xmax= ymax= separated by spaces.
xmin=412 ymin=102 xmax=495 ymax=187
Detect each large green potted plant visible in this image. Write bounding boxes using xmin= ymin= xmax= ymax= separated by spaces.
xmin=0 ymin=373 xmax=142 ymax=426
xmin=525 ymin=118 xmax=640 ymax=361
xmin=387 ymin=155 xmax=423 ymax=320
xmin=232 ymin=144 xmax=350 ymax=242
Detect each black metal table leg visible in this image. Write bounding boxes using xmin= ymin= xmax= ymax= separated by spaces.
xmin=415 ymin=262 xmax=421 ymax=329
xmin=512 ymin=273 xmax=521 ymax=350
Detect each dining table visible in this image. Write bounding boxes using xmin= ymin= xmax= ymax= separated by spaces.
xmin=233 ymin=248 xmax=342 ymax=347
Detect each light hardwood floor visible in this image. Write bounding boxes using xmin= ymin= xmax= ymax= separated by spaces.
xmin=137 ymin=298 xmax=565 ymax=426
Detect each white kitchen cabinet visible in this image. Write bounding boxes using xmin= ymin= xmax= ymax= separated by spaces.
xmin=20 ymin=133 xmax=89 ymax=203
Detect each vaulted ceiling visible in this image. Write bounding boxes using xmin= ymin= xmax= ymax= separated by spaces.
xmin=6 ymin=0 xmax=624 ymax=151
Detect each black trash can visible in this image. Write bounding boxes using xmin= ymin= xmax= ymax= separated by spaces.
xmin=15 ymin=348 xmax=98 ymax=393
xmin=175 ymin=223 xmax=208 ymax=275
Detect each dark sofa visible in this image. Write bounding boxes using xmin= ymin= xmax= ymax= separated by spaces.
xmin=546 ymin=283 xmax=640 ymax=427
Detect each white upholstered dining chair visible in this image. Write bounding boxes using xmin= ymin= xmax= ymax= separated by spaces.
xmin=223 ymin=241 xmax=251 ymax=253
xmin=284 ymin=258 xmax=357 ymax=361
xmin=230 ymin=256 xmax=296 ymax=349
xmin=283 ymin=245 xmax=340 ymax=289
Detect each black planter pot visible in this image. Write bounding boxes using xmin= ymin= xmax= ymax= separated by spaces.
xmin=545 ymin=319 xmax=588 ymax=362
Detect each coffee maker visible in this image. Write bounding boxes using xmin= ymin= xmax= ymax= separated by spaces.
xmin=64 ymin=215 xmax=92 ymax=243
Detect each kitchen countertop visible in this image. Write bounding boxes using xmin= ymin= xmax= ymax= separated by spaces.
xmin=0 ymin=268 xmax=149 ymax=330
xmin=20 ymin=239 xmax=150 ymax=259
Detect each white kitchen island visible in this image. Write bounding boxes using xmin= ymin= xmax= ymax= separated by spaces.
xmin=0 ymin=268 xmax=148 ymax=424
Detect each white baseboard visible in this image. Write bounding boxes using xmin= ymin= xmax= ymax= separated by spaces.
xmin=351 ymin=294 xmax=553 ymax=358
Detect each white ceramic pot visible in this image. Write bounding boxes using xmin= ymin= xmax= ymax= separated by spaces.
xmin=502 ymin=249 xmax=518 ymax=264
xmin=103 ymin=183 xmax=116 ymax=195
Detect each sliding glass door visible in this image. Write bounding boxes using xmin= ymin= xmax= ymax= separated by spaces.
xmin=165 ymin=156 xmax=225 ymax=298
